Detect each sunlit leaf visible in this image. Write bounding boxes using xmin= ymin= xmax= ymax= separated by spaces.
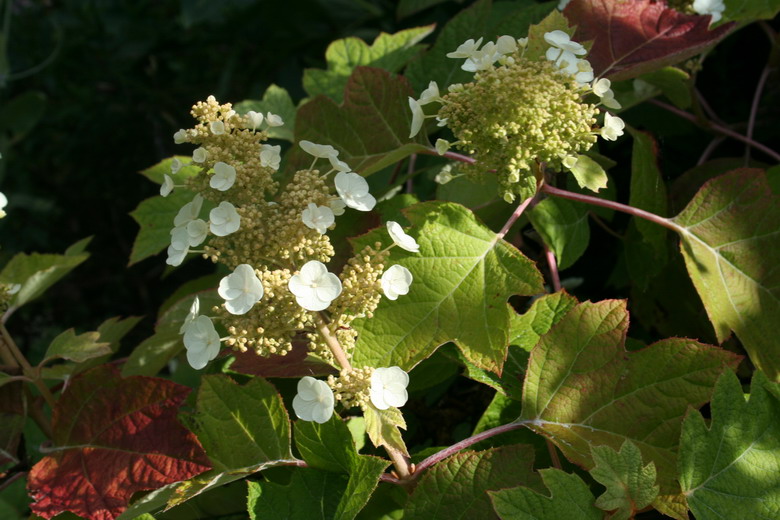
xmin=672 ymin=169 xmax=780 ymax=380
xmin=590 ymin=440 xmax=659 ymax=520
xmin=679 ymin=370 xmax=780 ymax=519
xmin=489 ymin=468 xmax=601 ymax=519
xmin=520 ymin=300 xmax=740 ymax=518
xmin=352 ymin=202 xmax=544 ymax=374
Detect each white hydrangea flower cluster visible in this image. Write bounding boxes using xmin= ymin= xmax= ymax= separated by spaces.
xmin=408 ymin=30 xmax=626 ymax=200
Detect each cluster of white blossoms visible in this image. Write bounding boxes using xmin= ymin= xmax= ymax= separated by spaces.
xmin=409 ymin=30 xmax=626 ymax=202
xmin=0 ymin=191 xmax=7 ymax=219
xmin=692 ymin=0 xmax=725 ymax=23
xmin=292 ymin=366 xmax=410 ymax=424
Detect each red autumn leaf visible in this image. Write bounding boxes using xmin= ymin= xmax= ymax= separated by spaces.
xmin=230 ymin=339 xmax=337 ymax=378
xmin=28 ymin=365 xmax=210 ymax=520
xmin=564 ymin=0 xmax=735 ymax=80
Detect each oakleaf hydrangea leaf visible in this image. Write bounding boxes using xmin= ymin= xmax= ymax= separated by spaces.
xmin=489 ymin=468 xmax=601 ymax=520
xmin=0 ymin=238 xmax=90 ymax=309
xmin=235 ymin=85 xmax=297 ymax=142
xmin=43 ymin=329 xmax=110 ymax=364
xmin=510 ymin=291 xmax=577 ymax=352
xmin=352 ymin=202 xmax=544 ymax=374
xmin=679 ymin=370 xmax=780 ymax=519
xmin=723 ymin=0 xmax=780 ymax=22
xmin=565 ymin=0 xmax=734 ymax=80
xmin=520 ymin=300 xmax=740 ymax=518
xmin=364 ymin=405 xmax=408 ymax=457
xmin=672 ymin=169 xmax=780 ymax=381
xmin=247 ymin=469 xmax=346 ymax=520
xmin=404 ymin=445 xmax=541 ymax=519
xmin=27 ymin=365 xmax=210 ymax=520
xmin=303 ymin=26 xmax=434 ymax=102
xmin=168 ymin=375 xmax=293 ymax=508
xmin=296 ymin=67 xmax=429 ymax=176
xmin=295 ymin=417 xmax=389 ymax=519
xmin=590 ymin=440 xmax=659 ymax=520
xmin=528 ymin=198 xmax=590 ymax=270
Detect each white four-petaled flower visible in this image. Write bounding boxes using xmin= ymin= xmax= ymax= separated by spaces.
xmin=288 ymin=260 xmax=342 ymax=311
xmin=174 ymin=194 xmax=204 ymax=227
xmin=210 ymin=201 xmax=241 ymax=236
xmin=259 ymin=144 xmax=282 ymax=170
xmin=210 ymin=161 xmax=236 ymax=191
xmin=446 ymin=38 xmax=484 ymax=59
xmin=266 ymin=112 xmax=284 ymax=127
xmin=0 ymin=191 xmax=7 ymax=218
xmin=182 ymin=315 xmax=221 ymax=369
xmin=192 ymin=147 xmax=207 ymax=163
xmin=409 ymin=97 xmax=425 ymax=138
xmin=381 ymin=265 xmax=413 ymax=300
xmin=693 ymin=0 xmax=725 ymax=23
xmin=387 ymin=221 xmax=420 ymax=253
xmin=173 ymin=129 xmax=188 ymax=144
xmin=218 ymin=263 xmax=264 ymax=315
xmin=301 ymin=203 xmax=335 ymax=234
xmin=179 ymin=296 xmax=200 ymax=334
xmin=601 ymin=112 xmax=626 ymax=141
xmin=418 ymin=81 xmax=441 ymax=105
xmin=292 ymin=376 xmax=334 ymax=423
xmin=334 ymin=172 xmax=376 ymax=212
xmin=161 ymin=174 xmax=174 ymax=197
xmin=300 ymin=140 xmax=339 ymax=159
xmin=544 ymin=30 xmax=586 ymax=74
xmin=210 ymin=121 xmax=226 ymax=135
xmin=246 ymin=110 xmax=264 ymax=129
xmin=370 ymin=367 xmax=409 ymax=410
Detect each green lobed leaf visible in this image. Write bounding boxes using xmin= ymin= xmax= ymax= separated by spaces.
xmin=568 ymin=154 xmax=608 ymax=193
xmin=294 ymin=417 xmax=389 ymax=519
xmin=167 ymin=375 xmax=293 ymax=509
xmin=140 ymin=156 xmax=200 ymax=185
xmin=121 ymin=328 xmax=182 ymax=377
xmin=510 ymin=292 xmax=577 ymax=353
xmin=303 ymin=26 xmax=435 ymax=102
xmin=42 ymin=329 xmax=110 ymax=364
xmin=406 ymin=0 xmax=555 ymax=93
xmin=679 ymin=370 xmax=780 ymax=519
xmin=489 ymin=468 xmax=601 ymax=520
xmin=0 ymin=239 xmax=90 ymax=309
xmin=671 ymin=169 xmax=780 ymax=380
xmin=404 ymin=445 xmax=541 ymax=519
xmin=624 ymin=128 xmax=669 ymax=288
xmin=364 ymin=405 xmax=408 ymax=457
xmin=528 ymin=198 xmax=590 ymax=270
xmin=590 ymin=440 xmax=659 ymax=520
xmin=520 ymin=300 xmax=741 ymax=518
xmin=352 ymin=202 xmax=544 ymax=374
xmin=235 ymin=85 xmax=297 ymax=142
xmin=296 ymin=66 xmax=429 ymax=176
xmin=723 ymin=0 xmax=780 ymax=22
xmin=129 ymin=189 xmax=198 ymax=266
xmin=247 ymin=469 xmax=346 ymax=520
xmin=640 ymin=67 xmax=692 ymax=109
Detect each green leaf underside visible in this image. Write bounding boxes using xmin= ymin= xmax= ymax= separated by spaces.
xmin=352 ymin=202 xmax=544 ymax=374
xmin=129 ymin=188 xmax=197 ymax=266
xmin=590 ymin=440 xmax=659 ymax=520
xmin=723 ymin=0 xmax=780 ymax=22
xmin=296 ymin=67 xmax=429 ymax=177
xmin=168 ymin=375 xmax=292 ymax=509
xmin=294 ymin=414 xmax=391 ymax=517
xmin=0 ymin=242 xmax=89 ymax=308
xmin=672 ymin=169 xmax=780 ymax=381
xmin=520 ymin=300 xmax=740 ymax=518
xmin=303 ymin=26 xmax=434 ymax=102
xmin=528 ymin=198 xmax=590 ymax=270
xmin=235 ymin=84 xmax=297 ymax=142
xmin=489 ymin=468 xmax=601 ymax=520
xmin=404 ymin=445 xmax=541 ymax=519
xmin=364 ymin=405 xmax=408 ymax=457
xmin=43 ymin=329 xmax=110 ymax=364
xmin=679 ymin=370 xmax=780 ymax=519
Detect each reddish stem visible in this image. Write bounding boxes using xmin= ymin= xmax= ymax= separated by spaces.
xmin=544 ymin=245 xmax=562 ymax=292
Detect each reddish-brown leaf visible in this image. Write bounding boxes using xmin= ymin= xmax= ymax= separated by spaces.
xmin=28 ymin=365 xmax=210 ymax=520
xmin=565 ymin=0 xmax=734 ymax=80
xmin=230 ymin=340 xmax=337 ymax=378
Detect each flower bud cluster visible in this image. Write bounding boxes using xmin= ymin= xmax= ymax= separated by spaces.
xmin=327 ymin=367 xmax=374 ymax=410
xmin=413 ymin=31 xmax=626 ymax=202
xmin=330 ymin=243 xmax=390 ymax=328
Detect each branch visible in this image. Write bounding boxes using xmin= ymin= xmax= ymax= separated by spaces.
xmin=649 ymin=99 xmax=780 ymax=163
xmin=1 ymin=325 xmax=57 ymax=409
